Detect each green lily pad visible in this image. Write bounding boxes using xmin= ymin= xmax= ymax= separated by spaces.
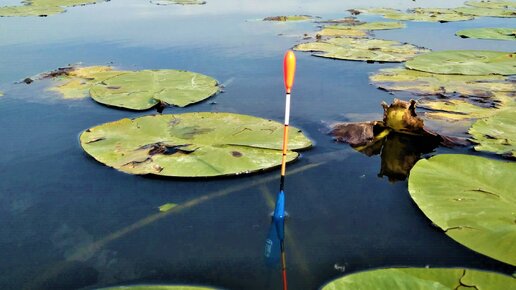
xmin=465 ymin=0 xmax=516 ymax=9
xmin=405 ymin=50 xmax=516 ymax=75
xmin=42 ymin=66 xmax=220 ymax=110
xmin=80 ymin=112 xmax=312 ymax=177
xmin=151 ymin=0 xmax=207 ymax=5
xmin=321 ymin=267 xmax=516 ymax=289
xmin=0 ymin=0 xmax=101 ymax=17
xmin=316 ymin=28 xmax=367 ymax=38
xmin=294 ymin=38 xmax=429 ymax=62
xmin=370 ymin=67 xmax=515 ymax=97
xmin=456 ymin=27 xmax=516 ymax=40
xmin=469 ymin=110 xmax=516 ymax=158
xmin=89 ymin=69 xmax=219 ymax=110
xmin=263 ymin=15 xmax=313 ymax=21
xmin=454 ymin=6 xmax=516 ymax=18
xmin=99 ymin=286 xmax=217 ymax=290
xmin=359 ymin=8 xmax=475 ymax=22
xmin=408 ymin=154 xmax=516 ymax=265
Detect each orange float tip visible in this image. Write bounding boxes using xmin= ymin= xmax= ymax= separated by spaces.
xmin=283 ymin=50 xmax=296 ymax=94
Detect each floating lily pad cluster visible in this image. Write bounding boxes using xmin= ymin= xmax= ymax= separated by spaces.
xmin=80 ymin=112 xmax=312 ymax=177
xmin=409 ymin=154 xmax=516 ymax=265
xmin=322 ymin=267 xmax=516 ymax=289
xmin=370 ymin=50 xmax=516 ymax=158
xmin=294 ymin=19 xmax=428 ymax=63
xmin=0 ymin=0 xmax=104 ymax=17
xmin=456 ymin=27 xmax=516 ymax=40
xmin=359 ymin=1 xmax=516 ymax=22
xmin=41 ymin=66 xmax=220 ymax=110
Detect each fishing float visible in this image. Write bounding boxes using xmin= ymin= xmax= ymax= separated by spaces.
xmin=265 ymin=50 xmax=296 ymax=290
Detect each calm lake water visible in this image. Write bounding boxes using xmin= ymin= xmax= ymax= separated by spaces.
xmin=0 ymin=1 xmax=515 ymax=289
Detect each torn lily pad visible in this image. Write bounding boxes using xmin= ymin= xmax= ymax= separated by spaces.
xmin=456 ymin=28 xmax=516 ymax=40
xmin=405 ymin=50 xmax=516 ymax=75
xmin=294 ymin=38 xmax=429 ymax=62
xmin=321 ymin=267 xmax=516 ymax=289
xmin=0 ymin=0 xmax=102 ymax=17
xmin=359 ymin=7 xmax=475 ymax=22
xmin=263 ymin=15 xmax=313 ymax=21
xmin=80 ymin=112 xmax=312 ymax=177
xmin=151 ymin=0 xmax=207 ymax=5
xmin=409 ymin=154 xmax=516 ymax=265
xmin=370 ymin=67 xmax=515 ymax=98
xmin=40 ymin=66 xmax=220 ymax=110
xmin=470 ymin=110 xmax=516 ymax=158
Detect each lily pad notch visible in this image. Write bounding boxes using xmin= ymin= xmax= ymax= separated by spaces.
xmin=80 ymin=112 xmax=312 ymax=177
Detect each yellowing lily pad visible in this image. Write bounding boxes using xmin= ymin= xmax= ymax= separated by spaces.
xmin=294 ymin=38 xmax=429 ymax=62
xmin=456 ymin=27 xmax=516 ymax=40
xmin=409 ymin=154 xmax=516 ymax=265
xmin=370 ymin=67 xmax=515 ymax=97
xmin=263 ymin=15 xmax=313 ymax=21
xmin=469 ymin=110 xmax=516 ymax=158
xmin=0 ymin=0 xmax=102 ymax=17
xmin=42 ymin=66 xmax=220 ymax=110
xmin=321 ymin=267 xmax=516 ymax=289
xmin=405 ymin=50 xmax=516 ymax=75
xmin=80 ymin=112 xmax=312 ymax=177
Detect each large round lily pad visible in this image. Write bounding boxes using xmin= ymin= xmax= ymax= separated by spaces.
xmin=80 ymin=112 xmax=312 ymax=177
xmin=321 ymin=267 xmax=516 ymax=289
xmin=0 ymin=0 xmax=102 ymax=17
xmin=456 ymin=28 xmax=516 ymax=40
xmin=469 ymin=110 xmax=516 ymax=158
xmin=370 ymin=67 xmax=514 ymax=97
xmin=43 ymin=66 xmax=220 ymax=110
xmin=408 ymin=154 xmax=516 ymax=265
xmin=294 ymin=38 xmax=429 ymax=62
xmin=405 ymin=50 xmax=516 ymax=75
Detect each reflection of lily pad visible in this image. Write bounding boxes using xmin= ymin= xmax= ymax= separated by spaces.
xmin=152 ymin=0 xmax=207 ymax=5
xmin=370 ymin=67 xmax=515 ymax=97
xmin=409 ymin=154 xmax=516 ymax=265
xmin=294 ymin=38 xmax=429 ymax=62
xmin=359 ymin=7 xmax=475 ymax=22
xmin=263 ymin=15 xmax=313 ymax=21
xmin=454 ymin=6 xmax=516 ymax=18
xmin=456 ymin=28 xmax=516 ymax=40
xmin=405 ymin=50 xmax=516 ymax=75
xmin=321 ymin=267 xmax=516 ymax=289
xmin=0 ymin=0 xmax=102 ymax=17
xmin=80 ymin=112 xmax=312 ymax=177
xmin=42 ymin=66 xmax=220 ymax=110
xmin=470 ymin=110 xmax=516 ymax=158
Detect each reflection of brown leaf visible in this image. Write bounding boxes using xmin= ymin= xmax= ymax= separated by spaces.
xmin=330 ymin=121 xmax=382 ymax=146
